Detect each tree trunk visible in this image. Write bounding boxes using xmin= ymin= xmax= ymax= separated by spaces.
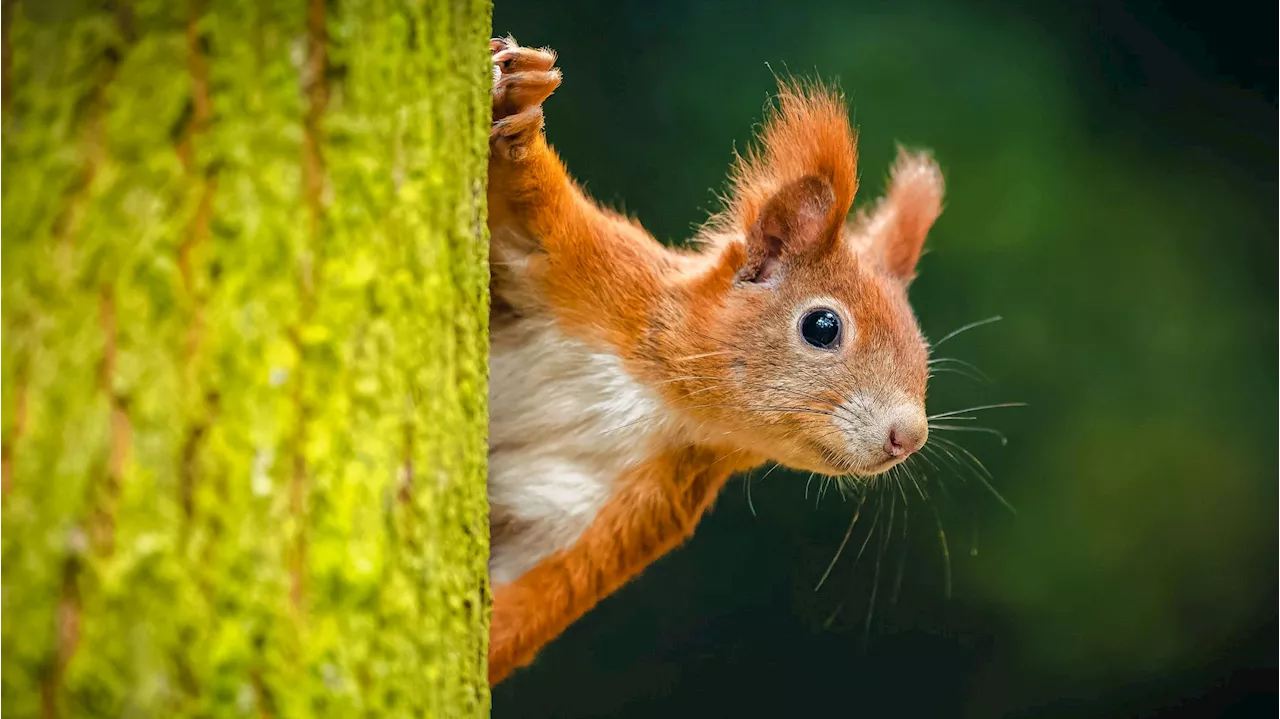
xmin=2 ymin=0 xmax=492 ymax=716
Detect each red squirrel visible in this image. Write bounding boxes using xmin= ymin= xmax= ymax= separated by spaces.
xmin=486 ymin=37 xmax=945 ymax=685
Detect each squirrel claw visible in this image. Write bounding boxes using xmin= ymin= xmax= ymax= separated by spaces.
xmin=491 ymin=37 xmax=561 ymax=157
xmin=492 ymin=106 xmax=544 ymax=139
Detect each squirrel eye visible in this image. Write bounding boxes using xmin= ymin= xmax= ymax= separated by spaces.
xmin=800 ymin=309 xmax=841 ymax=349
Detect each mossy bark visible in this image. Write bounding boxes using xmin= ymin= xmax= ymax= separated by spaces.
xmin=2 ymin=0 xmax=493 ymax=715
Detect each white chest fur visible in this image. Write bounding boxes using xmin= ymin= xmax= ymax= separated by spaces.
xmin=488 ymin=317 xmax=673 ymax=585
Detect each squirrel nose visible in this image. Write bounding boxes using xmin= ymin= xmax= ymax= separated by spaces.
xmin=884 ymin=419 xmax=927 ymax=458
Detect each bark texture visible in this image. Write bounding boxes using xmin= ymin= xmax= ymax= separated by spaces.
xmin=2 ymin=0 xmax=493 ymax=715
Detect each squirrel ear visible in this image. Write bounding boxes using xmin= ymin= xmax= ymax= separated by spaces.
xmin=867 ymin=148 xmax=945 ymax=281
xmin=737 ymin=175 xmax=837 ymax=285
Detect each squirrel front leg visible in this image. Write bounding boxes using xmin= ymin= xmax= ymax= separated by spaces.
xmin=488 ymin=446 xmax=755 ymax=686
xmin=488 ymin=37 xmax=670 ymax=351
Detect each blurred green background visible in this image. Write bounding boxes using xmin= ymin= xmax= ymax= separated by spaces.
xmin=490 ymin=0 xmax=1276 ymax=716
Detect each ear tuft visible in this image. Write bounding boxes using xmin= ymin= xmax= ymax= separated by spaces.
xmin=694 ymin=79 xmax=858 ymax=257
xmin=865 ymin=147 xmax=945 ymax=281
xmin=737 ymin=176 xmax=836 ymax=285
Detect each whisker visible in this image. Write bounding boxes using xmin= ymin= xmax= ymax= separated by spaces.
xmin=824 ymin=486 xmax=885 ymax=626
xmin=670 ymin=350 xmax=735 ymax=362
xmin=929 ymin=315 xmax=1002 ymax=349
xmin=929 ymin=501 xmax=953 ymax=600
xmin=928 ymin=423 xmax=1009 ymax=445
xmin=689 ymin=329 xmax=841 ymax=392
xmin=745 ymin=461 xmax=781 ymax=518
xmin=681 ymin=383 xmax=739 ymax=399
xmin=863 ymin=489 xmax=895 ymax=649
xmin=927 ymin=357 xmax=985 ymax=370
xmin=830 ymin=471 xmax=851 ymax=501
xmin=932 ymin=462 xmax=959 ymax=500
xmin=836 ymin=473 xmax=860 ymax=496
xmin=896 ymin=450 xmax=926 ymax=496
xmin=652 ymin=375 xmax=720 ymax=386
xmin=822 ymin=601 xmax=846 ymax=630
xmin=813 ymin=488 xmax=871 ymax=592
xmin=891 ymin=467 xmax=910 ymax=507
xmin=663 ymin=417 xmax=794 ymax=456
xmin=930 ymin=436 xmax=1017 ymax=514
xmin=926 ymin=357 xmax=992 ymax=382
xmin=706 ymin=446 xmax=748 ymax=469
xmin=920 ymin=442 xmax=956 ymax=474
xmin=850 ymin=495 xmax=884 ymax=574
xmin=602 ymin=402 xmax=839 ymax=436
xmin=688 ymin=328 xmax=754 ymax=355
xmin=911 ymin=447 xmax=942 ymax=476
xmin=654 ymin=374 xmax=837 ymax=407
xmin=890 ymin=493 xmax=910 ymax=605
xmin=920 ymin=442 xmax=969 ymax=486
xmin=928 ymin=402 xmax=1027 ymax=420
xmin=670 ymin=445 xmax=752 ymax=476
xmin=648 ymin=373 xmax=866 ymax=427
xmin=928 ymin=366 xmax=987 ymax=384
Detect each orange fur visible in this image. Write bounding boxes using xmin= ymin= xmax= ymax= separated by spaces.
xmin=701 ymin=79 xmax=859 ymax=248
xmin=487 ymin=39 xmax=946 ymax=685
xmin=489 ymin=446 xmax=758 ymax=685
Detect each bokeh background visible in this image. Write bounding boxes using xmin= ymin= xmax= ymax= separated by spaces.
xmin=490 ymin=0 xmax=1277 ymax=716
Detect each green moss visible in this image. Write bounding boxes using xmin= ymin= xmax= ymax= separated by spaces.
xmin=2 ymin=0 xmax=493 ymax=715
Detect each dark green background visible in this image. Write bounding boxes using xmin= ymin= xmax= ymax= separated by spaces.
xmin=490 ymin=1 xmax=1277 ymax=716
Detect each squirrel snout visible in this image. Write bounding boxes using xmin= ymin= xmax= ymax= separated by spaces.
xmin=883 ymin=409 xmax=928 ymax=459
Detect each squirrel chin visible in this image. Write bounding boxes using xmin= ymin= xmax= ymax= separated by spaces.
xmin=771 ymin=437 xmax=909 ymax=479
xmin=805 ymin=453 xmax=907 ymax=479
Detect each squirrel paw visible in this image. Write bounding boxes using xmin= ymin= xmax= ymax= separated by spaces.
xmin=491 ymin=36 xmax=561 ymax=159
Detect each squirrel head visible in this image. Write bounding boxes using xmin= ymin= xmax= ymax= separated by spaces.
xmin=661 ymin=82 xmax=944 ymax=478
